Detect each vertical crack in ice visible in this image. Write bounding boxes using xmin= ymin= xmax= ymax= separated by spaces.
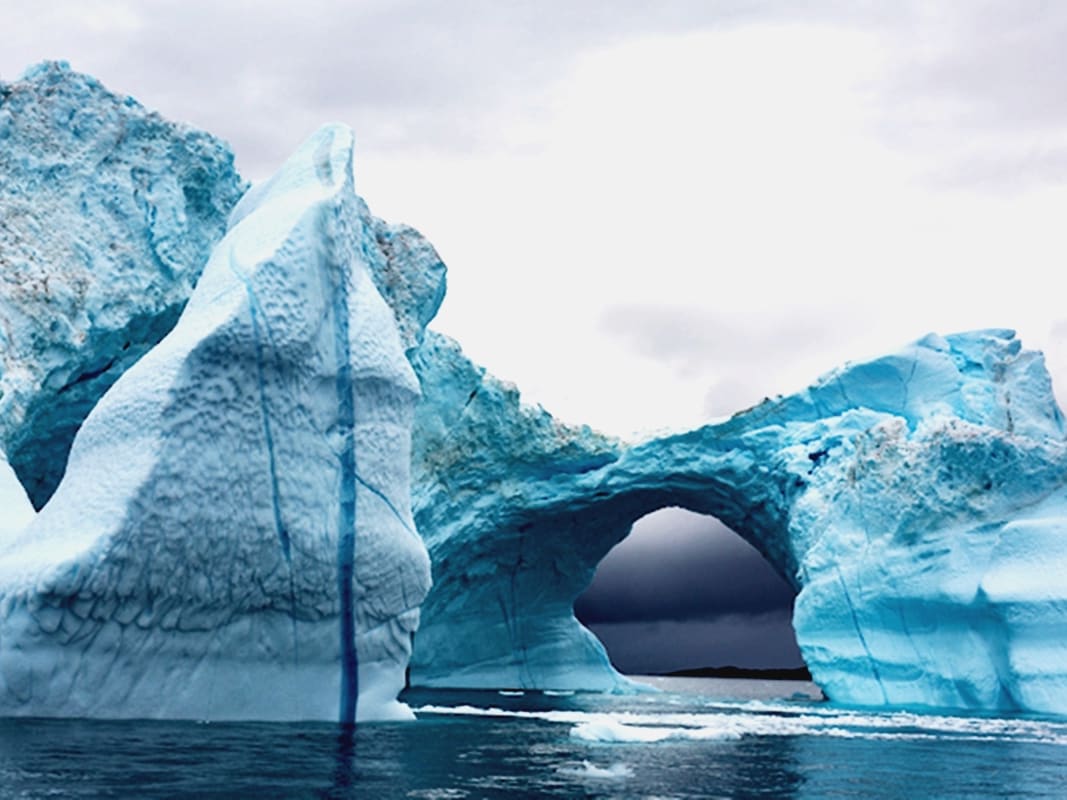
xmin=902 ymin=352 xmax=919 ymax=412
xmin=834 ymin=563 xmax=889 ymax=705
xmin=352 ymin=471 xmax=417 ymax=537
xmin=247 ymin=301 xmax=291 ymax=562
xmin=494 ymin=526 xmax=532 ymax=689
xmin=513 ymin=527 xmax=533 ymax=688
xmin=229 ymin=252 xmax=299 ymax=660
xmin=325 ymin=225 xmax=359 ymax=727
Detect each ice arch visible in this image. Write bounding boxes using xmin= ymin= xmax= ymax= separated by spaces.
xmin=409 ymin=329 xmax=1067 ymax=715
xmin=408 ymin=359 xmax=802 ymax=691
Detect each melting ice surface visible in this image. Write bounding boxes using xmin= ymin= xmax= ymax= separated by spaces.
xmin=2 ymin=678 xmax=1065 ymax=798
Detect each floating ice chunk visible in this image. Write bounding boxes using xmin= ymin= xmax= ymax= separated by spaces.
xmin=555 ymin=760 xmax=634 ymax=780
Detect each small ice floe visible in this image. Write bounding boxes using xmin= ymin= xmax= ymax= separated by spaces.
xmin=543 ymin=690 xmax=575 ymax=697
xmin=497 ymin=690 xmax=525 ymax=696
xmin=555 ymin=760 xmax=634 ymax=780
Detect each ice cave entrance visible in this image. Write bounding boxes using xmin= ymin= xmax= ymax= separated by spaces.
xmin=573 ymin=508 xmax=808 ymax=678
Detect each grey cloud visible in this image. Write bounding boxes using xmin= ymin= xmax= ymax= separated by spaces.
xmin=8 ymin=0 xmax=1067 ymax=189
xmin=601 ymin=304 xmax=849 ymax=418
xmin=0 ymin=0 xmax=894 ymax=180
xmin=601 ymin=303 xmax=861 ymax=419
xmin=866 ymin=2 xmax=1067 ymax=191
xmin=9 ymin=1 xmax=1060 ymax=189
xmin=601 ymin=304 xmax=843 ymax=374
xmin=924 ymin=147 xmax=1067 ymax=193
xmin=882 ymin=2 xmax=1067 ymax=132
xmin=3 ymin=0 xmax=741 ymax=176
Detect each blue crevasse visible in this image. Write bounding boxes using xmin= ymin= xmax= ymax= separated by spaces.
xmin=0 ymin=123 xmax=431 ymax=722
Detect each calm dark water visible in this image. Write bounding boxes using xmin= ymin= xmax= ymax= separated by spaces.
xmin=1 ymin=678 xmax=1065 ymax=799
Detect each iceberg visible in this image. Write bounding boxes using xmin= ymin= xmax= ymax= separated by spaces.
xmin=2 ymin=63 xmax=1066 ymax=718
xmin=0 ymin=62 xmax=247 ymax=510
xmin=409 ymin=329 xmax=1067 ymax=715
xmin=0 ymin=123 xmax=431 ymax=722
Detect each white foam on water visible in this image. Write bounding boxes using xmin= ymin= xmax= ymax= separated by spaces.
xmin=405 ymin=789 xmax=470 ymax=799
xmin=555 ymin=760 xmax=634 ymax=779
xmin=414 ymin=704 xmax=1067 ymax=746
xmin=572 ymin=719 xmax=741 ymax=743
xmin=497 ymin=690 xmax=525 ymax=697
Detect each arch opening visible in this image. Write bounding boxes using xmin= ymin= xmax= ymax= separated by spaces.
xmin=574 ymin=507 xmax=810 ymax=680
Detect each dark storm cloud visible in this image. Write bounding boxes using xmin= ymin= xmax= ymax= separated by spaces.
xmin=573 ymin=508 xmax=802 ymax=673
xmin=573 ymin=509 xmax=795 ymax=626
xmin=586 ymin=613 xmax=804 ymax=674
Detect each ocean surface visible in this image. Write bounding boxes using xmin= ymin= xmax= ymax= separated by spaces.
xmin=1 ymin=677 xmax=1065 ymax=799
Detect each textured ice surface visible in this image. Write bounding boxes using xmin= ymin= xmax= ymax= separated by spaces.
xmin=0 ymin=62 xmax=247 ymax=509
xmin=410 ymin=329 xmax=1067 ymax=715
xmin=0 ymin=62 xmax=446 ymax=512
xmin=409 ymin=331 xmax=629 ymax=690
xmin=0 ymin=123 xmax=431 ymax=722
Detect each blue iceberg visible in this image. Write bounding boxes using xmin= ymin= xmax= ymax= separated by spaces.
xmin=0 ymin=123 xmax=431 ymax=722
xmin=0 ymin=62 xmax=246 ymax=510
xmin=2 ymin=63 xmax=1066 ymax=719
xmin=409 ymin=329 xmax=1067 ymax=716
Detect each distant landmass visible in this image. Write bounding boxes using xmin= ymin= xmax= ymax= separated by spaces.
xmin=661 ymin=666 xmax=813 ymax=681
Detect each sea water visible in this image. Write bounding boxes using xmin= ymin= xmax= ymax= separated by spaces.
xmin=0 ymin=678 xmax=1064 ymax=798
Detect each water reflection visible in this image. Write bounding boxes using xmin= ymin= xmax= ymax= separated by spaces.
xmin=322 ymin=725 xmax=358 ymax=799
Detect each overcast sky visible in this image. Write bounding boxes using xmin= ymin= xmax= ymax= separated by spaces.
xmin=4 ymin=0 xmax=1065 ymax=439
xmin=5 ymin=1 xmax=1067 ymax=670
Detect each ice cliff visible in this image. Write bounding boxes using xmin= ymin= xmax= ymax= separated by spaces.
xmin=2 ymin=63 xmax=1066 ymax=719
xmin=0 ymin=121 xmax=431 ymax=722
